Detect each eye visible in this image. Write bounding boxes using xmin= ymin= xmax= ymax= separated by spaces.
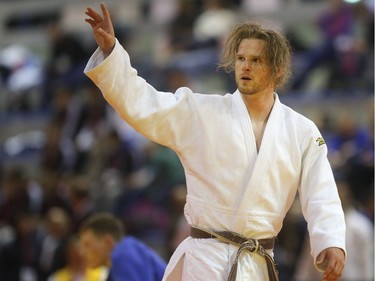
xmin=237 ymin=56 xmax=245 ymax=62
xmin=252 ymin=58 xmax=260 ymax=64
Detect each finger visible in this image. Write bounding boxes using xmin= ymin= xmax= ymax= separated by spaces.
xmin=323 ymin=261 xmax=335 ymax=280
xmin=85 ymin=7 xmax=103 ymax=23
xmin=100 ymin=3 xmax=111 ymax=21
xmin=85 ymin=18 xmax=96 ymax=27
xmin=100 ymin=3 xmax=114 ymax=33
xmin=331 ymin=262 xmax=343 ymax=279
xmin=325 ymin=261 xmax=335 ymax=274
xmin=323 ymin=262 xmax=342 ymax=281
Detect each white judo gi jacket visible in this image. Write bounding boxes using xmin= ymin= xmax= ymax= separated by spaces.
xmin=84 ymin=39 xmax=346 ymax=281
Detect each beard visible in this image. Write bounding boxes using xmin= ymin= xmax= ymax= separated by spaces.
xmin=236 ymin=77 xmax=273 ymax=96
xmin=236 ymin=78 xmax=261 ymax=96
xmin=238 ymin=84 xmax=258 ymax=95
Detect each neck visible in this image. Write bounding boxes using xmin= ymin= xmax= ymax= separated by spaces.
xmin=242 ymin=91 xmax=275 ymax=122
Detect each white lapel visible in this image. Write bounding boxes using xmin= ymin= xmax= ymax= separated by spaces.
xmin=230 ymin=92 xmax=281 ymax=233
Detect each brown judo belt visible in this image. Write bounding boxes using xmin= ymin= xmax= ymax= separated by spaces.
xmin=190 ymin=227 xmax=279 ymax=281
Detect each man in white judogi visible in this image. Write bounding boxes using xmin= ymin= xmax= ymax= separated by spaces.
xmin=84 ymin=4 xmax=346 ymax=281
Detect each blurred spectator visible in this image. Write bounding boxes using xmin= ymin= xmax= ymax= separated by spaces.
xmin=328 ymin=114 xmax=372 ymax=168
xmin=78 ymin=212 xmax=167 ymax=281
xmin=159 ymin=67 xmax=192 ymax=93
xmin=114 ymin=185 xmax=171 ymax=258
xmin=72 ymin=84 xmax=109 ymax=173
xmin=110 ymin=132 xmax=185 ymax=253
xmin=36 ymin=169 xmax=72 ymax=221
xmin=241 ymin=0 xmax=281 ymax=14
xmin=326 ymin=109 xmax=374 ymax=214
xmin=38 ymin=207 xmax=73 ymax=281
xmin=0 ymin=212 xmax=42 ymax=281
xmin=47 ymin=235 xmax=108 ymax=281
xmin=344 ymin=1 xmax=374 ymax=88
xmin=345 ymin=163 xmax=374 ymax=223
xmin=0 ymin=165 xmax=35 ymax=225
xmin=39 ymin=120 xmax=65 ymax=172
xmin=42 ymin=18 xmax=89 ymax=108
xmin=273 ymin=196 xmax=306 ymax=281
xmin=83 ymin=128 xmax=135 ymax=186
xmin=39 ymin=82 xmax=111 ymax=174
xmin=165 ymin=0 xmax=201 ymax=54
xmin=85 ymin=129 xmax=136 ymax=214
xmin=49 ymin=85 xmax=75 ymax=126
xmin=65 ymin=175 xmax=96 ymax=231
xmin=0 ymin=44 xmax=44 ymax=111
xmin=147 ymin=0 xmax=180 ymax=26
xmin=193 ymin=0 xmax=239 ymax=45
xmin=142 ymin=142 xmax=185 ymax=206
xmin=291 ymin=0 xmax=373 ymax=91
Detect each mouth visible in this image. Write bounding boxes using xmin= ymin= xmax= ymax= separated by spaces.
xmin=240 ymin=75 xmax=252 ymax=81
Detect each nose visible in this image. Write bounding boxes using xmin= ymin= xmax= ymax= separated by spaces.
xmin=242 ymin=59 xmax=251 ymax=71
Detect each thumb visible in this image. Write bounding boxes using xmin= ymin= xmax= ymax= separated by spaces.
xmin=316 ymin=251 xmax=328 ymax=272
xmin=97 ymin=28 xmax=108 ymax=37
xmin=316 ymin=251 xmax=326 ymax=265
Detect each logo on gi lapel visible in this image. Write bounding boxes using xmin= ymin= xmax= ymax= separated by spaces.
xmin=315 ymin=137 xmax=326 ymax=146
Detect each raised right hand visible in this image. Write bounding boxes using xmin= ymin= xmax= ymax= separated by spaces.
xmin=85 ymin=3 xmax=115 ymax=56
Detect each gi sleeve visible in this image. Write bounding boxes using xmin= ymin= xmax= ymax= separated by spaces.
xmin=298 ymin=124 xmax=346 ymax=270
xmin=84 ymin=39 xmax=197 ymax=150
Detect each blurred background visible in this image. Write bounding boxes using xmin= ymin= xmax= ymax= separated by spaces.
xmin=0 ymin=0 xmax=373 ymax=280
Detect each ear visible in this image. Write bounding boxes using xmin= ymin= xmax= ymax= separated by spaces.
xmin=275 ymin=68 xmax=283 ymax=79
xmin=102 ymin=234 xmax=116 ymax=251
xmin=273 ymin=69 xmax=283 ymax=86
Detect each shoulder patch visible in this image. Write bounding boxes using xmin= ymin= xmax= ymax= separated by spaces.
xmin=315 ymin=136 xmax=326 ymax=146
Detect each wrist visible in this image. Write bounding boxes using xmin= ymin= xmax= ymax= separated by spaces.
xmin=102 ymin=42 xmax=115 ymax=58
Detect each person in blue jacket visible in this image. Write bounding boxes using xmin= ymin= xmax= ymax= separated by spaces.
xmin=79 ymin=212 xmax=167 ymax=281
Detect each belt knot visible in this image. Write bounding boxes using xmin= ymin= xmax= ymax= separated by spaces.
xmin=242 ymin=239 xmax=260 ymax=253
xmin=190 ymin=226 xmax=279 ymax=281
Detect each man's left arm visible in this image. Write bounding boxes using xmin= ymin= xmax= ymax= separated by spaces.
xmin=298 ymin=126 xmax=346 ymax=280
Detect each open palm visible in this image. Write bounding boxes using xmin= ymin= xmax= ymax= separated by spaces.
xmin=85 ymin=3 xmax=115 ymax=55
